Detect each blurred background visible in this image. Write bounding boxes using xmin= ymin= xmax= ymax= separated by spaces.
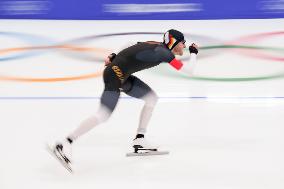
xmin=0 ymin=0 xmax=284 ymax=19
xmin=1 ymin=1 xmax=284 ymax=189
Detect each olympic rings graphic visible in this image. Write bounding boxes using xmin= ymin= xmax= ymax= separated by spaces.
xmin=155 ymin=31 xmax=284 ymax=81
xmin=0 ymin=31 xmax=283 ymax=82
xmin=0 ymin=32 xmax=54 ymax=61
xmin=226 ymin=31 xmax=284 ymax=62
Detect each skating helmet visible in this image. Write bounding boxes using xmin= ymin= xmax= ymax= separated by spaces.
xmin=163 ymin=29 xmax=185 ymax=50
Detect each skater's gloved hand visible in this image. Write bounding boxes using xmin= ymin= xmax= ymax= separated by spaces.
xmin=189 ymin=43 xmax=198 ymax=54
xmin=104 ymin=53 xmax=116 ymax=66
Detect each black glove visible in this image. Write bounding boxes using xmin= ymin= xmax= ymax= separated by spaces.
xmin=108 ymin=53 xmax=116 ymax=62
xmin=189 ymin=44 xmax=198 ymax=54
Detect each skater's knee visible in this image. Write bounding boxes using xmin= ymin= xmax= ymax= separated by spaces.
xmin=95 ymin=105 xmax=112 ymax=123
xmin=100 ymin=90 xmax=120 ymax=112
xmin=143 ymin=92 xmax=158 ymax=107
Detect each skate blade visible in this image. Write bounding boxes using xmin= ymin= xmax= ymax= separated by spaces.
xmin=126 ymin=151 xmax=169 ymax=157
xmin=46 ymin=144 xmax=73 ymax=173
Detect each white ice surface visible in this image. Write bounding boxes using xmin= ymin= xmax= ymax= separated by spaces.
xmin=0 ymin=19 xmax=284 ymax=189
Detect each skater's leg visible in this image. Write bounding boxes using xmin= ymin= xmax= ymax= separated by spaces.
xmin=47 ymin=90 xmax=120 ymax=172
xmin=67 ymin=90 xmax=120 ymax=141
xmin=49 ymin=61 xmax=122 ymax=169
xmin=67 ymin=65 xmax=122 ymax=142
xmin=122 ymin=76 xmax=158 ymax=136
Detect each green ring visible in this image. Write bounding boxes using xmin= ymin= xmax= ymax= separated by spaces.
xmin=200 ymin=45 xmax=284 ymax=52
xmin=157 ymin=44 xmax=284 ymax=82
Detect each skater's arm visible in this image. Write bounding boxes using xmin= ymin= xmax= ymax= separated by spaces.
xmin=168 ymin=58 xmax=183 ymax=70
xmin=169 ymin=43 xmax=198 ymax=75
xmin=178 ymin=52 xmax=197 ymax=76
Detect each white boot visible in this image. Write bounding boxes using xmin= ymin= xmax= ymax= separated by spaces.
xmin=127 ymin=135 xmax=168 ymax=156
xmin=54 ymin=139 xmax=72 ymax=164
xmin=132 ymin=136 xmax=158 ymax=152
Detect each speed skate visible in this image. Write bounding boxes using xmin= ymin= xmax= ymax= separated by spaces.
xmin=126 ymin=144 xmax=169 ymax=157
xmin=46 ymin=144 xmax=73 ymax=173
xmin=127 ymin=136 xmax=169 ymax=156
xmin=126 ymin=145 xmax=169 ymax=157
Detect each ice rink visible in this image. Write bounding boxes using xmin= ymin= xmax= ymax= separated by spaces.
xmin=0 ymin=19 xmax=284 ymax=189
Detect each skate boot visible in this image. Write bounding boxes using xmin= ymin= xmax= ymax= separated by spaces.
xmin=54 ymin=140 xmax=72 ymax=164
xmin=47 ymin=138 xmax=73 ymax=172
xmin=132 ymin=134 xmax=158 ymax=153
xmin=126 ymin=134 xmax=169 ymax=156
